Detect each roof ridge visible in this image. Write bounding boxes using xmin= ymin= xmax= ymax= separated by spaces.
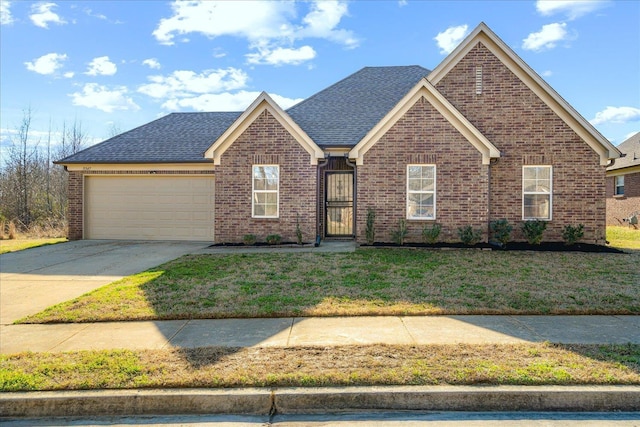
xmin=287 ymin=65 xmax=429 ymax=113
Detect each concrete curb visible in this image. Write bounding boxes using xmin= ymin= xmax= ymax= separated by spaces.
xmin=2 ymin=386 xmax=640 ymax=418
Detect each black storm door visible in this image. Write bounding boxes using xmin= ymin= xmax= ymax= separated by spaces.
xmin=325 ymin=171 xmax=354 ymax=237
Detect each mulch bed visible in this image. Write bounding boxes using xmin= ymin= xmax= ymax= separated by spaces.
xmin=361 ymin=241 xmax=625 ymax=253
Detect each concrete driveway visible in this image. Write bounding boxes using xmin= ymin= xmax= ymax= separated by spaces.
xmin=0 ymin=240 xmax=210 ymax=325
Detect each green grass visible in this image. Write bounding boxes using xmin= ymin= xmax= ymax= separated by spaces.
xmin=0 ymin=238 xmax=67 ymax=254
xmin=607 ymin=226 xmax=640 ymax=250
xmin=1 ymin=343 xmax=638 ymax=391
xmin=19 ymin=248 xmax=640 ymax=323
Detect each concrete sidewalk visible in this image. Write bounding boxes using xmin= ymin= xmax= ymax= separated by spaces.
xmin=2 ymin=315 xmax=639 ymax=354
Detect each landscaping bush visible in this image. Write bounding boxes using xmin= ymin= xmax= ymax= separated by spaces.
xmin=265 ymin=234 xmax=282 ymax=245
xmin=521 ymin=220 xmax=547 ymax=245
xmin=391 ymin=219 xmax=408 ymax=245
xmin=366 ymin=207 xmax=376 ymax=245
xmin=242 ymin=234 xmax=257 ymax=245
xmin=422 ymin=223 xmax=442 ymax=244
xmin=490 ymin=219 xmax=513 ymax=246
xmin=457 ymin=225 xmax=482 ymax=245
xmin=295 ymin=214 xmax=303 ymax=245
xmin=562 ymin=224 xmax=584 ymax=245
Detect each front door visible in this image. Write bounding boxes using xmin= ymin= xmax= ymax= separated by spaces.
xmin=325 ymin=171 xmax=354 ymax=237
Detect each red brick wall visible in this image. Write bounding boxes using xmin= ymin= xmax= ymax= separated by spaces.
xmin=215 ymin=110 xmax=317 ymax=243
xmin=65 ymin=170 xmax=214 ymax=241
xmin=356 ymin=96 xmax=489 ymax=243
xmin=435 ymin=42 xmax=607 ymax=243
xmin=606 ymin=171 xmax=640 ymax=225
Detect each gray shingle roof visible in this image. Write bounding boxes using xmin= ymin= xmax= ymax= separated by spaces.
xmin=608 ymin=132 xmax=640 ymax=171
xmin=58 ymin=66 xmax=430 ymax=163
xmin=57 ymin=112 xmax=242 ymax=164
xmin=287 ymin=66 xmax=430 ymax=147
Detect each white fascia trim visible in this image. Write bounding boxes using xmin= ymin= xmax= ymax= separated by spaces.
xmin=64 ymin=163 xmax=215 ymax=172
xmin=204 ymin=92 xmax=324 ymax=166
xmin=429 ymin=22 xmax=620 ymax=165
xmin=348 ymin=79 xmax=500 ymax=165
xmin=606 ymin=165 xmax=640 ymax=177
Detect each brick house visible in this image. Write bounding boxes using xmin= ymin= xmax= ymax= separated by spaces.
xmin=57 ymin=23 xmax=620 ymax=244
xmin=606 ymin=132 xmax=640 ymax=226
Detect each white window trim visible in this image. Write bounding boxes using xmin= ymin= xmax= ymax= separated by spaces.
xmin=252 ymin=164 xmax=279 ymax=219
xmin=614 ymin=175 xmax=625 ymax=196
xmin=406 ymin=164 xmax=436 ymax=220
xmin=522 ymin=165 xmax=552 ymax=221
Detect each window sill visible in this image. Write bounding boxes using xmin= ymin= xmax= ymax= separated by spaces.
xmin=613 ymin=194 xmax=626 ymax=199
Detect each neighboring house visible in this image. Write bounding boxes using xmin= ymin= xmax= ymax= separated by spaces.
xmin=57 ymin=23 xmax=621 ymax=244
xmin=606 ymin=132 xmax=640 ymax=226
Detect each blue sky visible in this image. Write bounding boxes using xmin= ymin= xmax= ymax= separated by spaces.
xmin=1 ymin=0 xmax=639 ymax=156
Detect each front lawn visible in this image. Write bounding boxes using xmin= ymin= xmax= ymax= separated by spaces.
xmin=20 ymin=249 xmax=639 ymax=323
xmin=1 ymin=343 xmax=638 ymax=391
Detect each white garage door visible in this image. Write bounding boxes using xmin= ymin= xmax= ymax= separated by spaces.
xmin=85 ymin=176 xmax=215 ymax=241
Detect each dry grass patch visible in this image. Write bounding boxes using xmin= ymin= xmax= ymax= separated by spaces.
xmin=1 ymin=343 xmax=638 ymax=391
xmin=0 ymin=238 xmax=67 ymax=254
xmin=607 ymin=226 xmax=640 ymax=250
xmin=19 ymin=249 xmax=639 ymax=323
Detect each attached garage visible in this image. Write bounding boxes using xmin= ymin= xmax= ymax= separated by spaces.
xmin=84 ymin=175 xmax=215 ymax=241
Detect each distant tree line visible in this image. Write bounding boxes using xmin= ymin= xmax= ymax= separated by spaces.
xmin=0 ymin=107 xmax=88 ymax=236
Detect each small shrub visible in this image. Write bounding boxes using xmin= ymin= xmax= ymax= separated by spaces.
xmin=490 ymin=219 xmax=513 ymax=246
xmin=391 ymin=219 xmax=408 ymax=245
xmin=422 ymin=223 xmax=441 ymax=244
xmin=562 ymin=224 xmax=584 ymax=245
xmin=457 ymin=225 xmax=482 ymax=245
xmin=265 ymin=234 xmax=281 ymax=245
xmin=8 ymin=221 xmax=17 ymax=240
xmin=295 ymin=213 xmax=303 ymax=245
xmin=521 ymin=220 xmax=547 ymax=245
xmin=0 ymin=220 xmax=5 ymax=240
xmin=365 ymin=207 xmax=376 ymax=245
xmin=242 ymin=234 xmax=257 ymax=245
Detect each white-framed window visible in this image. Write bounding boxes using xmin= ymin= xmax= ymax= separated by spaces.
xmin=523 ymin=165 xmax=552 ymax=220
xmin=614 ymin=175 xmax=625 ymax=196
xmin=407 ymin=164 xmax=436 ymax=220
xmin=252 ymin=165 xmax=279 ymax=218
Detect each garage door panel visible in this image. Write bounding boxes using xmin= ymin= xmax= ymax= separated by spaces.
xmin=85 ymin=176 xmax=214 ymax=241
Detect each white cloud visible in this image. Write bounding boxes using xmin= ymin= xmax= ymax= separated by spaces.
xmin=25 ymin=52 xmax=67 ymax=75
xmin=63 ymin=71 xmax=74 ymax=78
xmin=246 ymin=45 xmax=316 ymax=66
xmin=536 ymin=0 xmax=609 ymax=20
xmin=85 ymin=56 xmax=117 ymax=76
xmin=434 ymin=24 xmax=469 ymax=55
xmin=522 ymin=22 xmax=568 ymax=51
xmin=398 ymin=0 xmax=408 ymax=6
xmin=30 ymin=2 xmax=66 ymax=28
xmin=1 ymin=0 xmax=14 ymax=25
xmin=142 ymin=58 xmax=161 ymax=69
xmin=138 ymin=68 xmax=248 ymax=99
xmin=541 ymin=70 xmax=553 ymax=77
xmin=162 ymin=91 xmax=303 ymax=112
xmin=590 ymin=106 xmax=640 ymax=126
xmin=297 ymin=1 xmax=359 ymax=48
xmin=70 ymin=83 xmax=140 ymax=113
xmin=152 ymin=0 xmax=357 ymax=65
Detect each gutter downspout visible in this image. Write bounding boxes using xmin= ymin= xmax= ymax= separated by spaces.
xmin=315 ymin=155 xmax=329 ymax=247
xmin=345 ymin=155 xmax=357 ymax=239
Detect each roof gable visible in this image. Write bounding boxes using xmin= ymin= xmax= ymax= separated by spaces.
xmin=429 ymin=22 xmax=620 ymax=165
xmin=287 ymin=66 xmax=430 ymax=148
xmin=349 ymin=78 xmax=500 ymax=165
xmin=204 ymin=92 xmax=324 ymax=165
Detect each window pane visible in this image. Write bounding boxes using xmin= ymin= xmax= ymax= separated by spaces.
xmin=524 ymin=194 xmax=550 ymax=219
xmin=265 ymin=193 xmax=277 ymax=204
xmin=254 ymin=178 xmax=266 ymax=191
xmin=523 ymin=167 xmax=537 ymax=180
xmin=537 ymin=167 xmax=550 ymax=180
xmin=408 ymin=166 xmax=422 ymax=179
xmin=265 ymin=204 xmax=277 ymax=217
xmin=254 ymin=205 xmax=265 ymax=216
